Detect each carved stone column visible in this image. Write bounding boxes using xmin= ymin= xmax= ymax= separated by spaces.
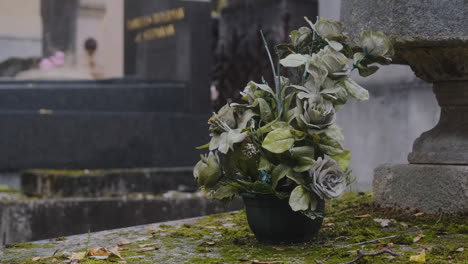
xmin=342 ymin=0 xmax=468 ymax=214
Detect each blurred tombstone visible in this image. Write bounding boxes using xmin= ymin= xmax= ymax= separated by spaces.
xmin=124 ymin=0 xmax=212 ymax=113
xmin=41 ymin=0 xmax=79 ymax=57
xmin=213 ymin=0 xmax=318 ymax=110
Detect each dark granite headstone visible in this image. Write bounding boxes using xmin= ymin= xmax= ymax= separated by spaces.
xmin=124 ymin=0 xmax=212 ymax=113
xmin=0 ymin=80 xmax=209 ymax=170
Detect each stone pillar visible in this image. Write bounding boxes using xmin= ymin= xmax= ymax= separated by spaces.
xmin=341 ymin=0 xmax=468 ymax=214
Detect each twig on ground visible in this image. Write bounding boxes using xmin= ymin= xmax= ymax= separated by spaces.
xmin=341 ymin=248 xmax=402 ymax=264
xmin=339 ymin=235 xmax=398 ymax=248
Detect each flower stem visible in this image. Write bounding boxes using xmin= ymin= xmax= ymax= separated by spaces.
xmin=260 ymin=30 xmax=282 ymax=115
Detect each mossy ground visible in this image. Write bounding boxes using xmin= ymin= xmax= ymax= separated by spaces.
xmin=2 ymin=192 xmax=467 ymax=264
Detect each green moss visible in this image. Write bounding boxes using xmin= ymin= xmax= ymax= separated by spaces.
xmin=5 ymin=242 xmax=54 ymax=249
xmin=5 ymin=192 xmax=467 ymax=264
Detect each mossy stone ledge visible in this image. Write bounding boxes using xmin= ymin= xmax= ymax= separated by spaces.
xmin=2 ymin=193 xmax=466 ymax=264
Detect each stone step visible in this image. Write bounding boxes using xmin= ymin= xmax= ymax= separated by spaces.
xmin=0 ymin=191 xmax=243 ymax=245
xmin=21 ymin=167 xmax=198 ymax=198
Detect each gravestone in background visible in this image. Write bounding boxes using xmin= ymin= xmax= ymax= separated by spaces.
xmin=41 ymin=0 xmax=79 ymax=57
xmin=0 ymin=0 xmax=212 ymax=171
xmin=124 ymin=0 xmax=212 ymax=113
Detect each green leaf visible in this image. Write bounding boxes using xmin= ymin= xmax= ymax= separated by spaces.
xmin=286 ymin=171 xmax=306 ymax=186
xmin=262 ymin=128 xmax=295 ymax=154
xmin=326 ymin=40 xmax=343 ymax=51
xmin=271 ymin=164 xmax=292 ymax=189
xmin=289 ymin=185 xmax=311 ymax=211
xmin=290 ymin=146 xmax=315 ymax=172
xmin=331 ymin=150 xmax=351 ymax=171
xmin=357 ymin=65 xmax=379 ymax=77
xmin=196 ymin=143 xmax=210 ymax=150
xmin=248 ymin=81 xmax=275 ymax=96
xmin=257 ymin=98 xmax=274 ymax=122
xmin=318 ymin=128 xmax=344 ymax=156
xmin=279 ymin=54 xmax=311 ymax=67
xmin=271 ymin=121 xmax=290 ymax=130
xmin=258 ymin=156 xmax=273 ymax=171
xmin=344 ymin=79 xmax=369 ymax=101
xmin=211 ymin=185 xmax=237 ymax=200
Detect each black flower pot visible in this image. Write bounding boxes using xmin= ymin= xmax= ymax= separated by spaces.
xmin=241 ymin=193 xmax=325 ymax=244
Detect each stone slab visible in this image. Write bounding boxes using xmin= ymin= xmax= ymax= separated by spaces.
xmin=0 ymin=79 xmax=186 ymax=113
xmin=0 ymin=193 xmax=243 ymax=245
xmin=0 ymin=111 xmax=209 ymax=170
xmin=374 ymin=164 xmax=468 ymax=214
xmin=2 ymin=193 xmax=466 ymax=263
xmin=21 ymin=167 xmax=198 ymax=198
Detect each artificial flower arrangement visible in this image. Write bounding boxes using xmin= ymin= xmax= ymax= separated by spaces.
xmin=194 ymin=17 xmax=393 ymax=238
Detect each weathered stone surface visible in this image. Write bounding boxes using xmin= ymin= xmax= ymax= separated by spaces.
xmin=21 ymin=167 xmax=197 ymax=198
xmin=374 ymin=164 xmax=468 ymax=214
xmin=0 ymin=193 xmax=243 ymax=245
xmin=341 ymin=0 xmax=468 ymax=82
xmin=0 ymin=111 xmax=208 ymax=170
xmin=0 ymin=80 xmax=186 ymax=113
xmin=409 ymin=81 xmax=468 ymax=164
xmin=341 ymin=0 xmax=468 ymax=47
xmin=2 ymin=193 xmax=466 ymax=263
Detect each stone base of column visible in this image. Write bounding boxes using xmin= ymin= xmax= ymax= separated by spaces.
xmin=374 ymin=164 xmax=468 ymax=215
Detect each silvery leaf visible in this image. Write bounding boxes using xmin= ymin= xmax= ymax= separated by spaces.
xmin=262 ymin=128 xmax=295 ymax=154
xmin=289 ymin=185 xmax=312 ymax=211
xmin=280 ymin=54 xmax=311 ymax=68
xmin=344 ymin=78 xmax=369 ymax=101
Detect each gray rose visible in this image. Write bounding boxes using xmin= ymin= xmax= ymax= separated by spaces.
xmin=193 ymin=152 xmax=221 ymax=188
xmin=297 ymin=97 xmax=336 ymax=132
xmin=309 ymin=157 xmax=347 ymax=200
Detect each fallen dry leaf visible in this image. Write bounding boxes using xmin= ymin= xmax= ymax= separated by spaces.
xmin=69 ymin=252 xmax=86 ymax=261
xmin=417 ymin=244 xmax=432 ymax=252
xmin=108 ymin=247 xmax=124 ymax=261
xmin=135 ymin=247 xmax=158 ymax=252
xmin=413 ymin=233 xmax=425 ymax=243
xmin=414 ymin=212 xmax=425 ymax=217
xmin=354 ymin=214 xmax=371 ymax=218
xmin=87 ymin=247 xmax=111 ymax=257
xmin=324 ymin=223 xmax=335 ymax=227
xmin=32 ymin=257 xmax=41 ymax=261
xmin=117 ymin=239 xmax=131 ymax=246
xmin=409 ymin=250 xmax=426 ymax=263
xmin=86 ymin=246 xmax=123 ymax=261
xmin=374 ymin=242 xmax=394 ymax=250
